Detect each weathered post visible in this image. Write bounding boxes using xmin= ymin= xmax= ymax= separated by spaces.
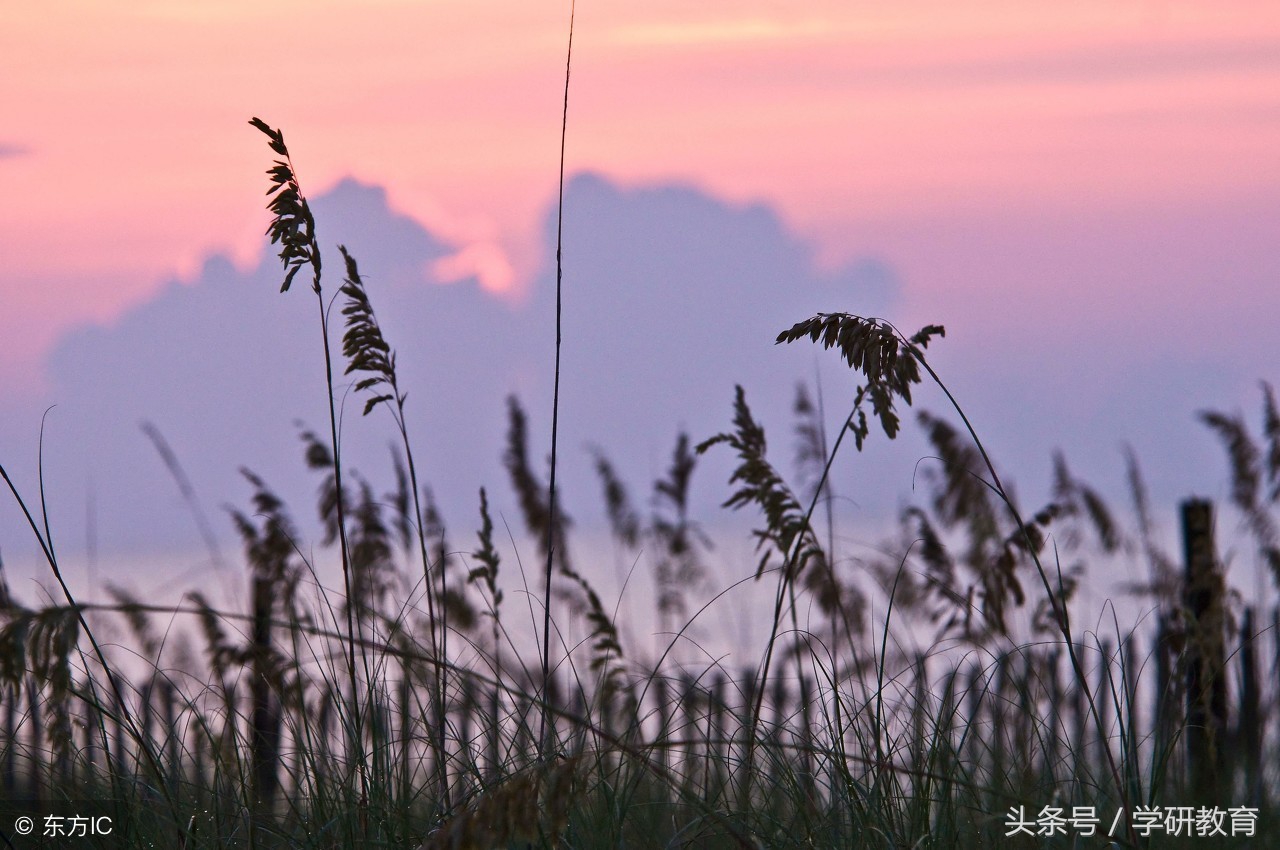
xmin=797 ymin=672 xmax=816 ymax=803
xmin=1152 ymin=613 xmax=1175 ymax=767
xmin=1236 ymin=607 xmax=1261 ymax=801
xmin=651 ymin=675 xmax=670 ymax=776
xmin=2 ymin=684 xmax=16 ymax=795
xmin=250 ymin=576 xmax=281 ymax=809
xmin=1122 ymin=634 xmax=1140 ymax=785
xmin=707 ymin=672 xmax=726 ymax=795
xmin=1095 ymin=639 xmax=1113 ymax=780
xmin=1044 ymin=650 xmax=1061 ymax=784
xmin=27 ymin=676 xmax=43 ymax=802
xmin=1181 ymin=498 xmax=1227 ymax=801
xmin=399 ymin=671 xmax=415 ymax=802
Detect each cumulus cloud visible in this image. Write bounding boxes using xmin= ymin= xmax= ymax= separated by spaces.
xmin=431 ymin=241 xmax=517 ymax=294
xmin=7 ymin=173 xmax=896 ymax=562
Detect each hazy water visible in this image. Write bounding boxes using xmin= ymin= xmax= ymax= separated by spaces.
xmin=8 ymin=511 xmax=1266 ymax=693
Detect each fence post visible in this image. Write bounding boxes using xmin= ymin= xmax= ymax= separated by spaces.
xmin=1181 ymin=498 xmax=1227 ymax=802
xmin=652 ymin=675 xmax=670 ymax=776
xmin=797 ymin=672 xmax=816 ymax=803
xmin=249 ymin=576 xmax=281 ymax=809
xmin=1070 ymin=644 xmax=1087 ymax=800
xmin=1044 ymin=649 xmax=1061 ymax=784
xmin=402 ymin=671 xmax=416 ymax=800
xmin=1236 ymin=607 xmax=1261 ymax=801
xmin=1152 ymin=613 xmax=1174 ymax=770
xmin=27 ymin=675 xmax=43 ymax=803
xmin=1095 ymin=639 xmax=1113 ymax=781
xmin=1122 ymin=634 xmax=1140 ymax=786
xmin=3 ymin=684 xmax=16 ymax=795
xmin=707 ymin=673 xmax=725 ymax=795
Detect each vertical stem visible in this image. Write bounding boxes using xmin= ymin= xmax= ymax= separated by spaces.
xmin=540 ymin=0 xmax=575 ymax=759
xmin=315 ymin=292 xmax=363 ymax=726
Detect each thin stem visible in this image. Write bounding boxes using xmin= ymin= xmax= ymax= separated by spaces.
xmin=540 ymin=0 xmax=575 ymax=760
xmin=394 ymin=422 xmax=450 ymax=811
xmin=315 ymin=289 xmax=366 ymax=766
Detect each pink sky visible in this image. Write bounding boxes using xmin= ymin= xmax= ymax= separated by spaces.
xmin=2 ymin=1 xmax=1279 ymax=398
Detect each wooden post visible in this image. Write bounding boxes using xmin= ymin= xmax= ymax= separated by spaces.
xmin=797 ymin=672 xmax=816 ymax=803
xmin=965 ymin=664 xmax=984 ymax=772
xmin=1236 ymin=607 xmax=1261 ymax=800
xmin=910 ymin=654 xmax=929 ymax=779
xmin=679 ymin=672 xmax=700 ymax=796
xmin=992 ymin=654 xmax=1009 ymax=783
xmin=1153 ymin=614 xmax=1174 ymax=759
xmin=111 ymin=678 xmax=129 ymax=781
xmin=1044 ymin=650 xmax=1061 ymax=784
xmin=250 ymin=576 xmax=281 ymax=809
xmin=2 ymin=684 xmax=16 ymax=795
xmin=1181 ymin=498 xmax=1227 ymax=802
xmin=400 ymin=671 xmax=414 ymax=802
xmin=652 ymin=675 xmax=670 ymax=776
xmin=81 ymin=681 xmax=100 ymax=781
xmin=1070 ymin=645 xmax=1086 ymax=799
xmin=27 ymin=676 xmax=43 ymax=803
xmin=160 ymin=680 xmax=178 ymax=788
xmin=707 ymin=673 xmax=725 ymax=795
xmin=1122 ymin=634 xmax=1140 ymax=785
xmin=1095 ymin=639 xmax=1113 ymax=781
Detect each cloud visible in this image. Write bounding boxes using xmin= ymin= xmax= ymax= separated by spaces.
xmin=524 ymin=174 xmax=898 ymax=486
xmin=6 ymin=173 xmax=896 ymax=564
xmin=0 ymin=142 xmax=30 ymax=159
xmin=431 ymin=241 xmax=516 ymax=294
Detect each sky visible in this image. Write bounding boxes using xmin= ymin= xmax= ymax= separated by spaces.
xmin=2 ymin=2 xmax=1279 ymax=608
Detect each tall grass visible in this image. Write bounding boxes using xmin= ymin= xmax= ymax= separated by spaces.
xmin=2 ymin=124 xmax=1279 ymax=850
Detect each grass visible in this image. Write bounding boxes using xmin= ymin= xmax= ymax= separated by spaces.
xmin=2 ymin=62 xmax=1280 ymax=850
